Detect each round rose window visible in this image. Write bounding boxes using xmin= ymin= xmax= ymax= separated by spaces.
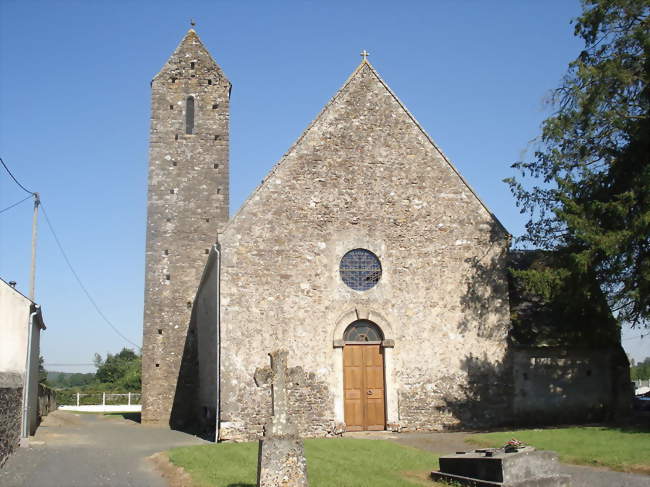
xmin=339 ymin=249 xmax=382 ymax=291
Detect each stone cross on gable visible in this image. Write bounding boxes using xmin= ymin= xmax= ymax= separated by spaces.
xmin=254 ymin=349 xmax=304 ymax=437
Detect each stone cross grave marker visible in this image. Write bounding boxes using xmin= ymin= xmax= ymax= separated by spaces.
xmin=255 ymin=350 xmax=308 ymax=487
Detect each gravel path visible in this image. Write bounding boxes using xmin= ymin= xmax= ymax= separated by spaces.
xmin=0 ymin=410 xmax=207 ymax=487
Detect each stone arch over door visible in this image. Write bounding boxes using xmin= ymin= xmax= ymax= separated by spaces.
xmin=331 ymin=308 xmax=398 ymax=431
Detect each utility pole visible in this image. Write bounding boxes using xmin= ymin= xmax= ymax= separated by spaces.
xmin=29 ymin=193 xmax=40 ymax=301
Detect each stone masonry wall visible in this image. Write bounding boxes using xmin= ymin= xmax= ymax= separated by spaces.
xmin=217 ymin=61 xmax=511 ymax=440
xmin=220 ymin=370 xmax=338 ymax=441
xmin=142 ymin=29 xmax=230 ymax=426
xmin=512 ymin=347 xmax=624 ymax=425
xmin=0 ymin=373 xmax=23 ymax=468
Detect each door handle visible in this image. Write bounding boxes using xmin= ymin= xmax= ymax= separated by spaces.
xmin=367 ymin=390 xmax=373 ymax=395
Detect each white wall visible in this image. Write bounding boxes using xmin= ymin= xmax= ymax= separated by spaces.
xmin=0 ymin=279 xmax=45 ymax=436
xmin=0 ymin=280 xmax=31 ymax=374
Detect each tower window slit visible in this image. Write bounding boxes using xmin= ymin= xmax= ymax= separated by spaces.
xmin=212 ymin=103 xmax=218 ymax=109
xmin=169 ymin=104 xmax=174 ymax=110
xmin=208 ymin=79 xmax=212 ymax=85
xmin=190 ymin=62 xmax=195 ymax=69
xmin=213 ymin=163 xmax=219 ymax=169
xmin=186 ymin=96 xmax=195 ymax=135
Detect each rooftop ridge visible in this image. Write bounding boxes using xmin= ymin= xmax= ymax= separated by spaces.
xmin=152 ymin=28 xmax=229 ymax=83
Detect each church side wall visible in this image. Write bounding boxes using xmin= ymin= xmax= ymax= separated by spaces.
xmin=217 ymin=64 xmax=512 ymax=441
xmin=512 ymin=347 xmax=628 ymax=424
xmin=194 ymin=249 xmax=220 ymax=436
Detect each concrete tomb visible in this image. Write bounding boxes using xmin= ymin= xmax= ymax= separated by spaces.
xmin=255 ymin=350 xmax=309 ymax=487
xmin=431 ymin=446 xmax=571 ymax=487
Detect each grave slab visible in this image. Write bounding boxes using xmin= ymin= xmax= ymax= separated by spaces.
xmin=431 ymin=447 xmax=571 ymax=487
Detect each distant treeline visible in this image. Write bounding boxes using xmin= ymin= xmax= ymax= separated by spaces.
xmin=45 ymin=348 xmax=141 ymax=392
xmin=47 ymin=371 xmax=96 ymax=388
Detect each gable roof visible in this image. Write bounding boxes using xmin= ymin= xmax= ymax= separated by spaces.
xmin=223 ymin=59 xmax=509 ymax=237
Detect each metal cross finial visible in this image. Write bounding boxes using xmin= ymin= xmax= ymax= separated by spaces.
xmin=190 ymin=19 xmax=196 ymax=27
xmin=360 ymin=50 xmax=370 ymax=61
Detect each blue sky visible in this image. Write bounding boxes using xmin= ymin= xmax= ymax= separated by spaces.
xmin=0 ymin=0 xmax=646 ymax=371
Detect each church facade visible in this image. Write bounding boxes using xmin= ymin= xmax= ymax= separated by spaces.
xmin=142 ymin=30 xmax=629 ymax=441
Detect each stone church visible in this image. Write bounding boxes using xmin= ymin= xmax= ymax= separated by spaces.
xmin=141 ymin=29 xmax=629 ymax=441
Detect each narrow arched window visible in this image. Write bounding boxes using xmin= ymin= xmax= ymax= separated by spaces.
xmin=185 ymin=96 xmax=195 ymax=134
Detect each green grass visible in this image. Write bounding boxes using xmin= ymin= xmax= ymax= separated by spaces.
xmin=167 ymin=438 xmax=442 ymax=487
xmin=467 ymin=426 xmax=650 ymax=474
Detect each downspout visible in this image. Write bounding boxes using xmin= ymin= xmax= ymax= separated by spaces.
xmin=21 ymin=306 xmax=39 ymax=444
xmin=214 ymin=243 xmax=221 ymax=442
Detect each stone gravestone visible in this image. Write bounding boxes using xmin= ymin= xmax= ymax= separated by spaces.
xmin=254 ymin=350 xmax=309 ymax=487
xmin=431 ymin=446 xmax=571 ymax=486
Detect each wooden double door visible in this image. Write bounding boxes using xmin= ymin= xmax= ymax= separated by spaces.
xmin=343 ymin=344 xmax=386 ymax=431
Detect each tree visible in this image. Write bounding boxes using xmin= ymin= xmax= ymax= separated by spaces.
xmin=631 ymin=356 xmax=650 ymax=380
xmin=506 ymin=0 xmax=650 ymax=327
xmin=94 ymin=348 xmax=141 ymax=391
xmin=38 ymin=355 xmax=47 ymax=384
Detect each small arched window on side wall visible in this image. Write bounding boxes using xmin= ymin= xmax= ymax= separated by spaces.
xmin=185 ymin=96 xmax=195 ymax=135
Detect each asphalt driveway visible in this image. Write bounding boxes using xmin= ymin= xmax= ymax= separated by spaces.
xmin=0 ymin=410 xmax=207 ymax=487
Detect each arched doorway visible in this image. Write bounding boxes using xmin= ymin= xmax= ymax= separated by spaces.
xmin=343 ymin=320 xmax=386 ymax=431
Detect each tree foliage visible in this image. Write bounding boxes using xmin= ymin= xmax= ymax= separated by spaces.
xmin=506 ymin=0 xmax=650 ymax=327
xmin=46 ymin=371 xmax=96 ymax=388
xmin=38 ymin=355 xmax=47 ymax=384
xmin=631 ymin=356 xmax=650 ymax=380
xmin=93 ymin=348 xmax=141 ymax=391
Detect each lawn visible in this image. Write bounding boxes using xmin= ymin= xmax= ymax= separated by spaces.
xmin=167 ymin=438 xmax=442 ymax=487
xmin=467 ymin=426 xmax=650 ymax=474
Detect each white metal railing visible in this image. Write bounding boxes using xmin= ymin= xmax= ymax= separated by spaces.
xmin=61 ymin=392 xmax=141 ymax=407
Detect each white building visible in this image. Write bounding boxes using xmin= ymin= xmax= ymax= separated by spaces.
xmin=0 ymin=278 xmax=46 ymax=449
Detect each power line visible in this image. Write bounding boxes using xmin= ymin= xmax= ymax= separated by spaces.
xmin=39 ymin=201 xmax=141 ymax=350
xmin=0 ymin=157 xmax=36 ymax=195
xmin=0 ymin=194 xmax=33 ymax=214
xmin=44 ymin=363 xmax=96 ymax=367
